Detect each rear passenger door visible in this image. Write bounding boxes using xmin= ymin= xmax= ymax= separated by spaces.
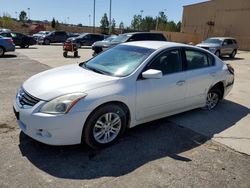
xmin=184 ymin=49 xmax=216 ymax=107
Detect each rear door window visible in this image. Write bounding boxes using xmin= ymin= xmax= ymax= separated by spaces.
xmin=185 ymin=50 xmax=214 ymax=70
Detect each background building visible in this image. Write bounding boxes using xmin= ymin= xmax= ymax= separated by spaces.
xmin=181 ymin=0 xmax=250 ymax=50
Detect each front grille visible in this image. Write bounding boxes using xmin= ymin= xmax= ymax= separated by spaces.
xmin=17 ymin=88 xmax=40 ymax=107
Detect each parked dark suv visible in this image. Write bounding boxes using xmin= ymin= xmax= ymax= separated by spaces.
xmin=0 ymin=32 xmax=36 ymax=48
xmin=92 ymin=32 xmax=167 ymax=55
xmin=66 ymin=33 xmax=105 ymax=48
xmin=38 ymin=31 xmax=68 ymax=45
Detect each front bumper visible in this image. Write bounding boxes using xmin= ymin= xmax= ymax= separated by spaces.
xmin=13 ymin=101 xmax=91 ymax=145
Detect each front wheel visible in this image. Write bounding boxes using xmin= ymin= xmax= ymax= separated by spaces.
xmin=83 ymin=104 xmax=127 ymax=149
xmin=230 ymin=50 xmax=237 ymax=58
xmin=204 ymin=89 xmax=221 ymax=110
xmin=0 ymin=47 xmax=4 ymax=57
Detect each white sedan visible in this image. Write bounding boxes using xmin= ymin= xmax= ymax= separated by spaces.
xmin=13 ymin=41 xmax=234 ymax=148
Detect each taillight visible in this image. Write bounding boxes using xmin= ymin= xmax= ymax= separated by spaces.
xmin=227 ymin=64 xmax=234 ymax=75
xmin=5 ymin=38 xmax=13 ymax=44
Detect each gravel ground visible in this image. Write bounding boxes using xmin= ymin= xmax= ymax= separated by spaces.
xmin=0 ymin=52 xmax=249 ymax=188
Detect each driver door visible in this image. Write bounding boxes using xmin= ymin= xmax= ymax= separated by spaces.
xmin=136 ymin=49 xmax=187 ymax=120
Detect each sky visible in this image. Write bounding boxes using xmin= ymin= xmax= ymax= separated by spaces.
xmin=0 ymin=0 xmax=207 ymax=27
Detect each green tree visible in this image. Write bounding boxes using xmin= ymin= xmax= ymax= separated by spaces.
xmin=156 ymin=11 xmax=168 ymax=31
xmin=131 ymin=14 xmax=141 ymax=30
xmin=176 ymin=21 xmax=181 ymax=32
xmin=0 ymin=13 xmax=14 ymax=30
xmin=100 ymin=13 xmax=109 ymax=34
xmin=55 ymin=20 xmax=60 ymax=28
xmin=111 ymin=18 xmax=116 ymax=33
xmin=19 ymin=11 xmax=27 ymax=22
xmin=119 ymin=21 xmax=124 ymax=33
xmin=51 ymin=18 xmax=56 ymax=28
xmin=140 ymin=16 xmax=156 ymax=31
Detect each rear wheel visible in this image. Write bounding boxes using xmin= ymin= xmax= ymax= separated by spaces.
xmin=44 ymin=39 xmax=50 ymax=45
xmin=74 ymin=51 xmax=78 ymax=57
xmin=204 ymin=89 xmax=221 ymax=110
xmin=63 ymin=51 xmax=67 ymax=57
xmin=0 ymin=47 xmax=5 ymax=57
xmin=230 ymin=50 xmax=237 ymax=58
xmin=83 ymin=104 xmax=127 ymax=149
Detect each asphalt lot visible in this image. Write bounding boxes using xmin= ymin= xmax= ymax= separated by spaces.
xmin=0 ymin=45 xmax=249 ymax=187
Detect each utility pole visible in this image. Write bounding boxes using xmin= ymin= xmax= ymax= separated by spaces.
xmin=27 ymin=8 xmax=30 ymax=20
xmin=88 ymin=14 xmax=91 ymax=27
xmin=93 ymin=0 xmax=96 ymax=33
xmin=109 ymin=0 xmax=112 ymax=34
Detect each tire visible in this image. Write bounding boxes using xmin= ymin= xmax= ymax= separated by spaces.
xmin=83 ymin=104 xmax=127 ymax=149
xmin=230 ymin=50 xmax=237 ymax=58
xmin=20 ymin=45 xmax=25 ymax=48
xmin=215 ymin=50 xmax=220 ymax=58
xmin=74 ymin=51 xmax=78 ymax=57
xmin=0 ymin=46 xmax=4 ymax=57
xmin=204 ymin=88 xmax=221 ymax=110
xmin=63 ymin=51 xmax=67 ymax=57
xmin=44 ymin=39 xmax=50 ymax=45
xmin=76 ymin=43 xmax=81 ymax=48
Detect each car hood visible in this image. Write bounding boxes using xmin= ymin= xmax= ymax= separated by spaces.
xmin=23 ymin=64 xmax=119 ymax=101
xmin=67 ymin=37 xmax=75 ymax=41
xmin=196 ymin=43 xmax=220 ymax=48
xmin=93 ymin=41 xmax=112 ymax=47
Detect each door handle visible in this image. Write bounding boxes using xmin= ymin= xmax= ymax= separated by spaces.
xmin=176 ymin=80 xmax=186 ymax=86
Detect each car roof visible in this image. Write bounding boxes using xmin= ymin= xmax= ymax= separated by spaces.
xmin=121 ymin=32 xmax=164 ymax=36
xmin=208 ymin=37 xmax=236 ymax=40
xmin=120 ymin=41 xmax=193 ymax=50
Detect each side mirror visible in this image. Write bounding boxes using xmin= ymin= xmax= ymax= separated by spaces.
xmin=142 ymin=69 xmax=163 ymax=79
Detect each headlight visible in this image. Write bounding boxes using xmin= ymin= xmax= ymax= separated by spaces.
xmin=40 ymin=93 xmax=87 ymax=114
xmin=209 ymin=47 xmax=217 ymax=51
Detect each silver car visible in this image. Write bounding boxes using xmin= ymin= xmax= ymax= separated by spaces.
xmin=196 ymin=37 xmax=238 ymax=58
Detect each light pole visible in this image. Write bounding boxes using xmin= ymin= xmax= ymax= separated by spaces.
xmin=88 ymin=14 xmax=91 ymax=27
xmin=109 ymin=0 xmax=112 ymax=34
xmin=93 ymin=0 xmax=96 ymax=33
xmin=27 ymin=8 xmax=30 ymax=20
xmin=67 ymin=17 xmax=70 ymax=25
xmin=15 ymin=11 xmax=18 ymax=20
xmin=140 ymin=10 xmax=144 ymax=31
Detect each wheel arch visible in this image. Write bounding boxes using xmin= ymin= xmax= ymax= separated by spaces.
xmin=209 ymin=81 xmax=225 ymax=99
xmin=0 ymin=45 xmax=6 ymax=52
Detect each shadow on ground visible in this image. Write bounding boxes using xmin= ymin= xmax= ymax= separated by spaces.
xmin=221 ymin=57 xmax=244 ymax=61
xmin=19 ymin=100 xmax=249 ymax=180
xmin=0 ymin=54 xmax=17 ymax=58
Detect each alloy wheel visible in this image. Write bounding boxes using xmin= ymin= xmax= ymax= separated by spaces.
xmin=93 ymin=112 xmax=122 ymax=144
xmin=0 ymin=47 xmax=4 ymax=56
xmin=206 ymin=92 xmax=219 ymax=110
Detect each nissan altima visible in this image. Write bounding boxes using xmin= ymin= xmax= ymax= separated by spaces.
xmin=13 ymin=41 xmax=234 ymax=149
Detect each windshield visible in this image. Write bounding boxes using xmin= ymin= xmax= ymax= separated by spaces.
xmin=103 ymin=35 xmax=117 ymax=42
xmin=82 ymin=45 xmax=154 ymax=77
xmin=112 ymin=34 xmax=131 ymax=43
xmin=203 ymin=38 xmax=222 ymax=44
xmin=78 ymin=33 xmax=87 ymax=38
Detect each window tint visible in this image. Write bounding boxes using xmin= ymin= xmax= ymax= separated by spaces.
xmin=149 ymin=50 xmax=182 ymax=75
xmin=226 ymin=39 xmax=233 ymax=45
xmin=185 ymin=50 xmax=212 ymax=70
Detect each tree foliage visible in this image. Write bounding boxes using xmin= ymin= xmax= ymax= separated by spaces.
xmin=100 ymin=13 xmax=109 ymax=34
xmin=0 ymin=13 xmax=15 ymax=29
xmin=19 ymin=11 xmax=27 ymax=22
xmin=51 ymin=18 xmax=56 ymax=28
xmin=130 ymin=11 xmax=181 ymax=32
xmin=111 ymin=18 xmax=116 ymax=33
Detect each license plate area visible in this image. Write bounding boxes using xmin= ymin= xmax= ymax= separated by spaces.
xmin=13 ymin=107 xmax=19 ymax=120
